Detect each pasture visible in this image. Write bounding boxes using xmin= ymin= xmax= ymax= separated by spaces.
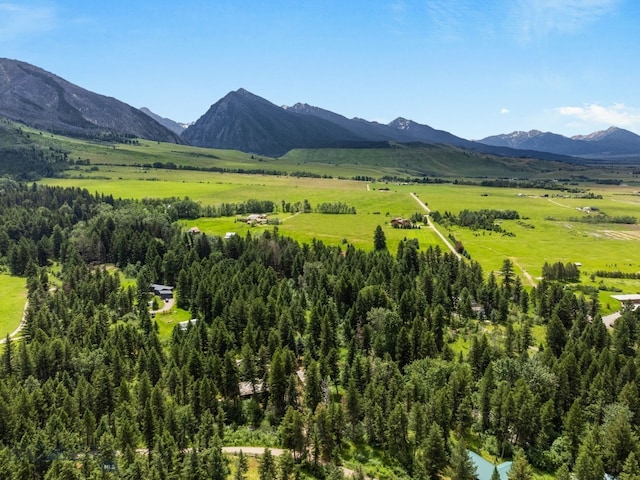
xmin=27 ymin=123 xmax=640 ymax=181
xmin=0 ymin=274 xmax=27 ymax=339
xmin=42 ymin=165 xmax=640 ymax=308
xmin=38 ymin=124 xmax=640 ymax=312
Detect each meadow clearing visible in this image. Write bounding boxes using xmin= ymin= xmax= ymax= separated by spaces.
xmin=0 ymin=273 xmax=27 ymax=339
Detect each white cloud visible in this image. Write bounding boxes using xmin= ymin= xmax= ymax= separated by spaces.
xmin=500 ymin=108 xmax=510 ymax=114
xmin=0 ymin=3 xmax=56 ymax=42
xmin=510 ymin=0 xmax=619 ymax=42
xmin=556 ymin=103 xmax=640 ymax=129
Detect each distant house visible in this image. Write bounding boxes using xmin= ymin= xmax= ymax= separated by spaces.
xmin=150 ymin=283 xmax=174 ymax=300
xmin=612 ymin=294 xmax=640 ymax=311
xmin=178 ymin=318 xmax=198 ymax=331
xmin=188 ymin=226 xmax=201 ymax=234
xmin=239 ymin=380 xmax=266 ymax=397
xmin=468 ymin=451 xmax=512 ymax=480
xmin=390 ymin=217 xmax=413 ymax=229
xmin=224 ymin=232 xmax=237 ymax=239
xmin=241 ymin=214 xmax=268 ymax=225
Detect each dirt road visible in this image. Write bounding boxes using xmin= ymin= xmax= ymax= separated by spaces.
xmin=409 ymin=192 xmax=461 ymax=259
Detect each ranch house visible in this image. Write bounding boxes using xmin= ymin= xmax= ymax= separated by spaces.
xmin=150 ymin=283 xmax=174 ymax=300
xmin=611 ymin=294 xmax=640 ymax=311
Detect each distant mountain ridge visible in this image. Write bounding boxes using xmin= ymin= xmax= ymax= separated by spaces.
xmin=139 ymin=107 xmax=188 ymax=135
xmin=1 ymin=57 xmax=637 ymax=162
xmin=479 ymin=127 xmax=640 ymax=160
xmin=184 ymin=89 xmax=577 ymax=161
xmin=0 ymin=58 xmax=183 ymax=143
xmin=182 ymin=89 xmax=367 ymax=156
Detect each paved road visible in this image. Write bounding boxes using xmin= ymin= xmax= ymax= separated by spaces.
xmin=409 ymin=192 xmax=461 ymax=259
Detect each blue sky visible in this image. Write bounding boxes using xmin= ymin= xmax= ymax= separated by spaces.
xmin=1 ymin=0 xmax=639 ymax=139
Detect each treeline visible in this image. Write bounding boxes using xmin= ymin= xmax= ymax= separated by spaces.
xmin=0 ymin=182 xmax=639 ymax=479
xmin=431 ymin=209 xmax=520 ymax=234
xmin=143 ymin=197 xmax=356 ymax=219
xmin=203 ymin=200 xmax=276 ymax=218
xmin=454 ymin=178 xmax=586 ymax=191
xmin=0 ymin=126 xmax=71 ymax=180
xmin=379 ymin=175 xmax=448 ymax=184
xmin=594 ymin=270 xmax=640 ymax=280
xmin=351 ymin=176 xmax=374 ymax=182
xmin=140 ymin=197 xmax=278 ymax=220
xmin=541 ymin=261 xmax=580 ymax=282
xmin=565 ymin=214 xmax=637 ymax=224
xmin=316 ymin=202 xmax=356 ymax=214
xmin=138 ymin=161 xmax=333 ymax=180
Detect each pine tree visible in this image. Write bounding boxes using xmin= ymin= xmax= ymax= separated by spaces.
xmin=415 ymin=423 xmax=448 ymax=479
xmin=278 ymin=451 xmax=297 ymax=480
xmin=508 ymin=449 xmax=533 ymax=480
xmin=279 ymin=406 xmax=306 ymax=460
xmin=445 ymin=440 xmax=477 ymax=480
xmin=259 ymin=448 xmax=278 ymax=480
xmin=233 ymin=451 xmax=249 ymax=480
xmin=620 ymin=452 xmax=640 ymax=480
xmin=490 ymin=466 xmax=500 ymax=480
xmin=574 ymin=429 xmax=605 ymax=480
xmin=304 ymin=360 xmax=322 ymax=413
xmin=373 ymin=225 xmax=386 ymax=251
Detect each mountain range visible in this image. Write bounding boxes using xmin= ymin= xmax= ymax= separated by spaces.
xmin=478 ymin=127 xmax=640 ymax=161
xmin=0 ymin=58 xmax=183 ymax=143
xmin=181 ymin=89 xmax=576 ymax=160
xmin=1 ymin=57 xmax=639 ymax=163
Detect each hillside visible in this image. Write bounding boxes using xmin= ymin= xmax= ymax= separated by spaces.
xmin=0 ymin=58 xmax=184 ymax=144
xmin=281 ymin=143 xmax=581 ymax=179
xmin=6 ymin=120 xmax=624 ymax=183
xmin=0 ymin=118 xmax=69 ymax=179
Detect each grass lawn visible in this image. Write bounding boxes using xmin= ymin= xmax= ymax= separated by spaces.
xmin=0 ymin=274 xmax=26 ymax=339
xmin=153 ymin=307 xmax=193 ymax=342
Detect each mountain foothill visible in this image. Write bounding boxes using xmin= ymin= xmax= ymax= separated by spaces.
xmin=1 ymin=57 xmax=639 ymax=162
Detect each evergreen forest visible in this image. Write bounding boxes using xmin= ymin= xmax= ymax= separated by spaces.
xmin=0 ymin=179 xmax=639 ymax=480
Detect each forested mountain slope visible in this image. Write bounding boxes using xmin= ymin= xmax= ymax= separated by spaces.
xmin=0 ymin=180 xmax=637 ymax=479
xmin=0 ymin=119 xmax=69 ymax=179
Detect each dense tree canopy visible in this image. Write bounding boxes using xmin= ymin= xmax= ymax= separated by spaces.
xmin=0 ymin=180 xmax=637 ymax=479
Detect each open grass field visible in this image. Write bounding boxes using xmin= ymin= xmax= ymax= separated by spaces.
xmin=0 ymin=274 xmax=27 ymax=339
xmin=404 ymin=182 xmax=640 ymax=312
xmin=35 ymin=131 xmax=640 ymax=316
xmin=23 ymin=122 xmax=640 ymax=182
xmin=42 ymin=167 xmax=640 ymax=306
xmin=407 ymin=183 xmax=640 ymax=272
